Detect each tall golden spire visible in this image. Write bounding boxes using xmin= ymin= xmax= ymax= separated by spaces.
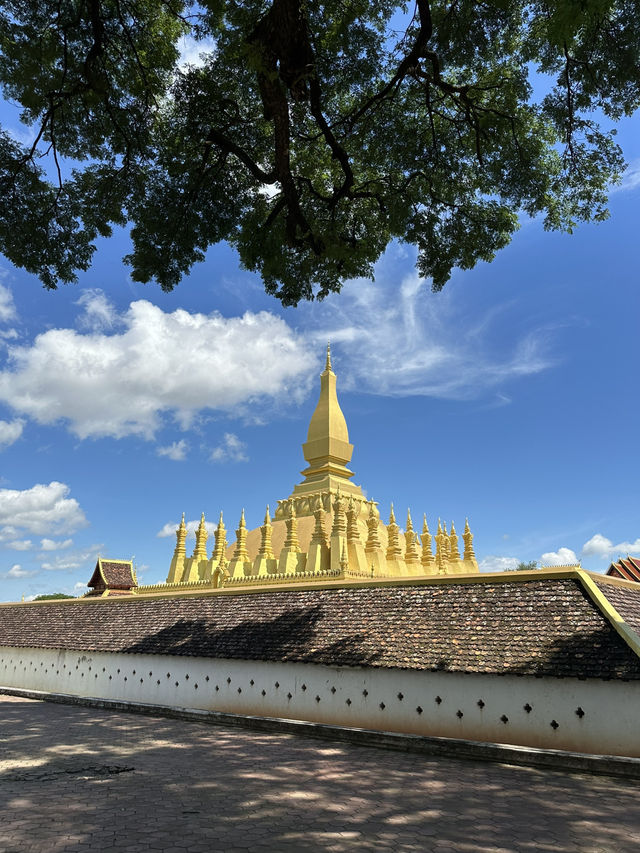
xmin=295 ymin=346 xmax=357 ymax=496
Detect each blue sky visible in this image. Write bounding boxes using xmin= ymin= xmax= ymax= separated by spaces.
xmin=1 ymin=90 xmax=639 ymax=600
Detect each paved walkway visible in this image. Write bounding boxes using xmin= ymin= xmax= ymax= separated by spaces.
xmin=1 ymin=695 xmax=639 ymax=853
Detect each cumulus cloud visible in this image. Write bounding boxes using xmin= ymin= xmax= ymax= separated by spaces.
xmin=582 ymin=533 xmax=640 ymax=561
xmin=2 ymin=563 xmax=37 ymax=579
xmin=478 ymin=555 xmax=520 ymax=573
xmin=539 ymin=547 xmax=579 ymax=567
xmin=0 ymin=282 xmax=16 ymax=323
xmin=40 ymin=538 xmax=74 ymax=552
xmin=0 ymin=481 xmax=87 ymax=536
xmin=6 ymin=539 xmax=32 ymax=551
xmin=157 ymin=439 xmax=188 ymax=461
xmin=210 ymin=432 xmax=248 ymax=463
xmin=308 ymin=268 xmax=554 ymax=400
xmin=0 ymin=298 xmax=317 ymax=439
xmin=0 ymin=419 xmax=23 ymax=449
xmin=41 ymin=543 xmax=103 ymax=572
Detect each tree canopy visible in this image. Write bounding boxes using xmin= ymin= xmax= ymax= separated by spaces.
xmin=0 ymin=1 xmax=637 ymax=305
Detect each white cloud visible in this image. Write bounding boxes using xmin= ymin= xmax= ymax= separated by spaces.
xmin=581 ymin=533 xmax=640 ymax=561
xmin=40 ymin=538 xmax=74 ymax=552
xmin=157 ymin=518 xmax=217 ymax=539
xmin=478 ymin=555 xmax=520 ymax=573
xmin=41 ymin=543 xmax=103 ymax=572
xmin=74 ymin=581 xmax=88 ymax=592
xmin=2 ymin=563 xmax=37 ymax=579
xmin=0 ymin=418 xmax=23 ymax=449
xmin=157 ymin=439 xmax=188 ymax=461
xmin=612 ymin=158 xmax=640 ymax=194
xmin=308 ymin=267 xmax=554 ymax=400
xmin=6 ymin=539 xmax=32 ymax=551
xmin=76 ymin=289 xmax=118 ymax=331
xmin=210 ymin=432 xmax=248 ymax=463
xmin=0 ymin=282 xmax=16 ymax=323
xmin=539 ymin=547 xmax=579 ymax=566
xmin=0 ymin=481 xmax=87 ymax=536
xmin=0 ymin=299 xmax=317 ymax=439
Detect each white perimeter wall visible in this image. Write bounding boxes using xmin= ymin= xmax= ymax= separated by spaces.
xmin=1 ymin=645 xmax=638 ymax=757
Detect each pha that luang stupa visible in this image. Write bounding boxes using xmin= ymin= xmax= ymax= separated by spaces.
xmin=164 ymin=345 xmax=478 ymax=590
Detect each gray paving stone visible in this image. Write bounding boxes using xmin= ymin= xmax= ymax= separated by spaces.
xmin=1 ymin=695 xmax=640 ymax=852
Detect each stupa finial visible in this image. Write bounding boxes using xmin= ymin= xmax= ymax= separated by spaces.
xmin=325 ymin=341 xmax=332 ymax=372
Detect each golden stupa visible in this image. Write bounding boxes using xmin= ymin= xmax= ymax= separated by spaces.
xmin=162 ymin=346 xmax=478 ymax=591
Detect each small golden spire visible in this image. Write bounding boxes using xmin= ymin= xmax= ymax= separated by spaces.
xmin=404 ymin=508 xmax=420 ymax=563
xmin=421 ymin=515 xmax=434 ymax=567
xmin=174 ymin=512 xmax=187 ymax=558
xmin=264 ymin=504 xmax=271 ymax=524
xmin=193 ymin=512 xmax=208 ymax=561
xmin=233 ymin=509 xmax=250 ymax=562
xmin=386 ymin=505 xmax=402 ymax=559
xmin=365 ymin=501 xmax=382 ymax=553
xmin=340 ymin=540 xmax=349 ymax=573
xmin=284 ymin=501 xmax=300 ymax=551
xmin=463 ymin=518 xmax=476 ymax=561
xmin=326 ymin=341 xmax=332 ymax=372
xmin=211 ymin=511 xmax=227 ymax=563
xmin=449 ymin=521 xmax=461 ymax=560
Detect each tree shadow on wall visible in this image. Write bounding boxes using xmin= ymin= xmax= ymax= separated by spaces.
xmin=123 ymin=604 xmax=383 ymax=667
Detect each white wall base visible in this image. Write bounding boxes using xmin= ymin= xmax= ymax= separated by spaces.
xmin=1 ymin=645 xmax=638 ymax=757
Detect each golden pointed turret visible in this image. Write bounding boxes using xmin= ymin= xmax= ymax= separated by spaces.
xmin=192 ymin=512 xmax=208 ymax=561
xmin=167 ymin=512 xmax=188 ymax=583
xmin=386 ymin=503 xmax=406 ymax=575
xmin=339 ymin=540 xmax=349 ymax=574
xmin=463 ymin=518 xmax=476 ymax=560
xmin=228 ymin=509 xmax=252 ymax=577
xmin=421 ymin=514 xmax=435 ymax=572
xmin=330 ymin=491 xmax=348 ymax=571
xmin=404 ymin=509 xmax=421 ymax=574
xmin=306 ymin=497 xmax=329 ymax=573
xmin=211 ymin=512 xmax=227 ymax=564
xmin=278 ymin=501 xmax=306 ymax=574
xmin=346 ymin=496 xmax=367 ymax=574
xmin=449 ymin=521 xmax=461 ymax=560
xmin=254 ymin=505 xmax=277 ymax=576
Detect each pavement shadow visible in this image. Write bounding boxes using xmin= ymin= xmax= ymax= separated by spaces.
xmin=1 ymin=696 xmax=639 ymax=852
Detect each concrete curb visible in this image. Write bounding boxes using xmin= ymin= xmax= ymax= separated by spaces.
xmin=3 ymin=686 xmax=640 ymax=780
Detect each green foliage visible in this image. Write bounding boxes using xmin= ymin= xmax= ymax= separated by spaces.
xmin=512 ymin=560 xmax=539 ymax=572
xmin=33 ymin=593 xmax=75 ymax=600
xmin=0 ymin=1 xmax=637 ymax=305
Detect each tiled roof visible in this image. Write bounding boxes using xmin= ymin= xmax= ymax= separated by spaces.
xmin=87 ymin=560 xmax=136 ymax=592
xmin=594 ymin=579 xmax=640 ymax=637
xmin=1 ymin=577 xmax=640 ymax=680
xmin=607 ymin=557 xmax=640 ymax=583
